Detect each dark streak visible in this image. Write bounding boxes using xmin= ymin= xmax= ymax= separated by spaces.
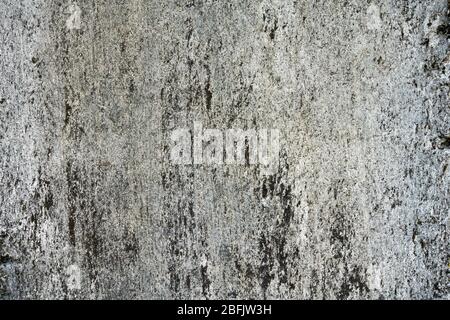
xmin=204 ymin=65 xmax=212 ymax=111
xmin=269 ymin=19 xmax=278 ymax=40
xmin=66 ymin=161 xmax=77 ymax=246
xmin=201 ymin=263 xmax=211 ymax=298
xmin=44 ymin=192 xmax=53 ymax=210
xmin=258 ymin=234 xmax=274 ymax=298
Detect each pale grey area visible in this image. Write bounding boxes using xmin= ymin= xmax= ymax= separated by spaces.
xmin=0 ymin=0 xmax=448 ymax=299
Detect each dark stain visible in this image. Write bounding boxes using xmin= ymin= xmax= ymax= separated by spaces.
xmin=43 ymin=192 xmax=54 ymax=210
xmin=273 ymin=179 xmax=294 ymax=285
xmin=29 ymin=168 xmax=55 ymax=247
xmin=161 ymin=62 xmax=202 ymax=298
xmin=0 ymin=254 xmax=13 ymax=264
xmin=309 ymin=269 xmax=320 ymax=297
xmin=226 ymin=75 xmax=255 ymax=126
xmin=67 ymin=207 xmax=76 ymax=245
xmin=124 ymin=230 xmax=139 ymax=256
xmin=423 ymin=57 xmax=441 ymax=72
xmin=258 ymin=234 xmax=274 ymax=298
xmin=421 ymin=38 xmax=430 ymax=47
xmin=269 ymin=19 xmax=278 ymax=40
xmin=164 ymin=173 xmax=196 ymax=296
xmin=244 ymin=138 xmax=250 ymax=166
xmin=412 ymin=225 xmax=418 ymax=243
xmin=81 ymin=196 xmax=104 ymax=285
xmin=204 ymin=64 xmax=212 ymax=111
xmin=66 ymin=161 xmax=78 ymax=246
xmin=262 ymin=175 xmax=276 ymax=199
xmin=255 ymin=152 xmax=295 ymax=291
xmin=330 ymin=210 xmax=350 ymax=260
xmin=128 ymin=79 xmax=135 ymax=93
xmin=185 ymin=275 xmax=191 ymax=290
xmin=169 ymin=265 xmax=180 ymax=294
xmin=435 ymin=135 xmax=450 ymax=149
xmin=120 ymin=40 xmax=126 ymax=53
xmin=161 ymin=172 xmax=168 ymax=190
xmin=261 ymin=181 xmax=268 ymax=198
xmin=329 ymin=181 xmax=354 ymax=259
xmin=234 ymin=259 xmax=258 ymax=294
xmin=185 ymin=18 xmax=194 ymax=45
xmin=181 ymin=0 xmax=199 ymax=8
xmin=0 ymin=234 xmax=10 ymax=298
xmin=263 ymin=9 xmax=278 ymax=41
xmin=391 ymin=199 xmax=402 ymax=209
xmin=201 ymin=263 xmax=211 ymax=298
xmin=29 ymin=204 xmax=39 ymax=248
xmin=186 ymin=29 xmax=193 ymax=45
xmin=436 ymin=24 xmax=450 ymax=37
xmin=34 ymin=170 xmax=54 ymax=212
xmin=63 ymin=94 xmax=72 ymax=128
xmin=338 ymin=266 xmax=369 ymax=299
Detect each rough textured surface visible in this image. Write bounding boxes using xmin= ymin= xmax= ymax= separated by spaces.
xmin=0 ymin=0 xmax=448 ymax=299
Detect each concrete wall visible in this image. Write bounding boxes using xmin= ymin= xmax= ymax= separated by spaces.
xmin=0 ymin=0 xmax=448 ymax=299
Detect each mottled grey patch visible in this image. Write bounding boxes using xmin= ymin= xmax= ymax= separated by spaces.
xmin=0 ymin=0 xmax=448 ymax=300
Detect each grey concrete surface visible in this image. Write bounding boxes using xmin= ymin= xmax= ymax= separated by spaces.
xmin=0 ymin=0 xmax=448 ymax=299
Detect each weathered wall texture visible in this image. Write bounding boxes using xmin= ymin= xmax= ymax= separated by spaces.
xmin=0 ymin=0 xmax=448 ymax=299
